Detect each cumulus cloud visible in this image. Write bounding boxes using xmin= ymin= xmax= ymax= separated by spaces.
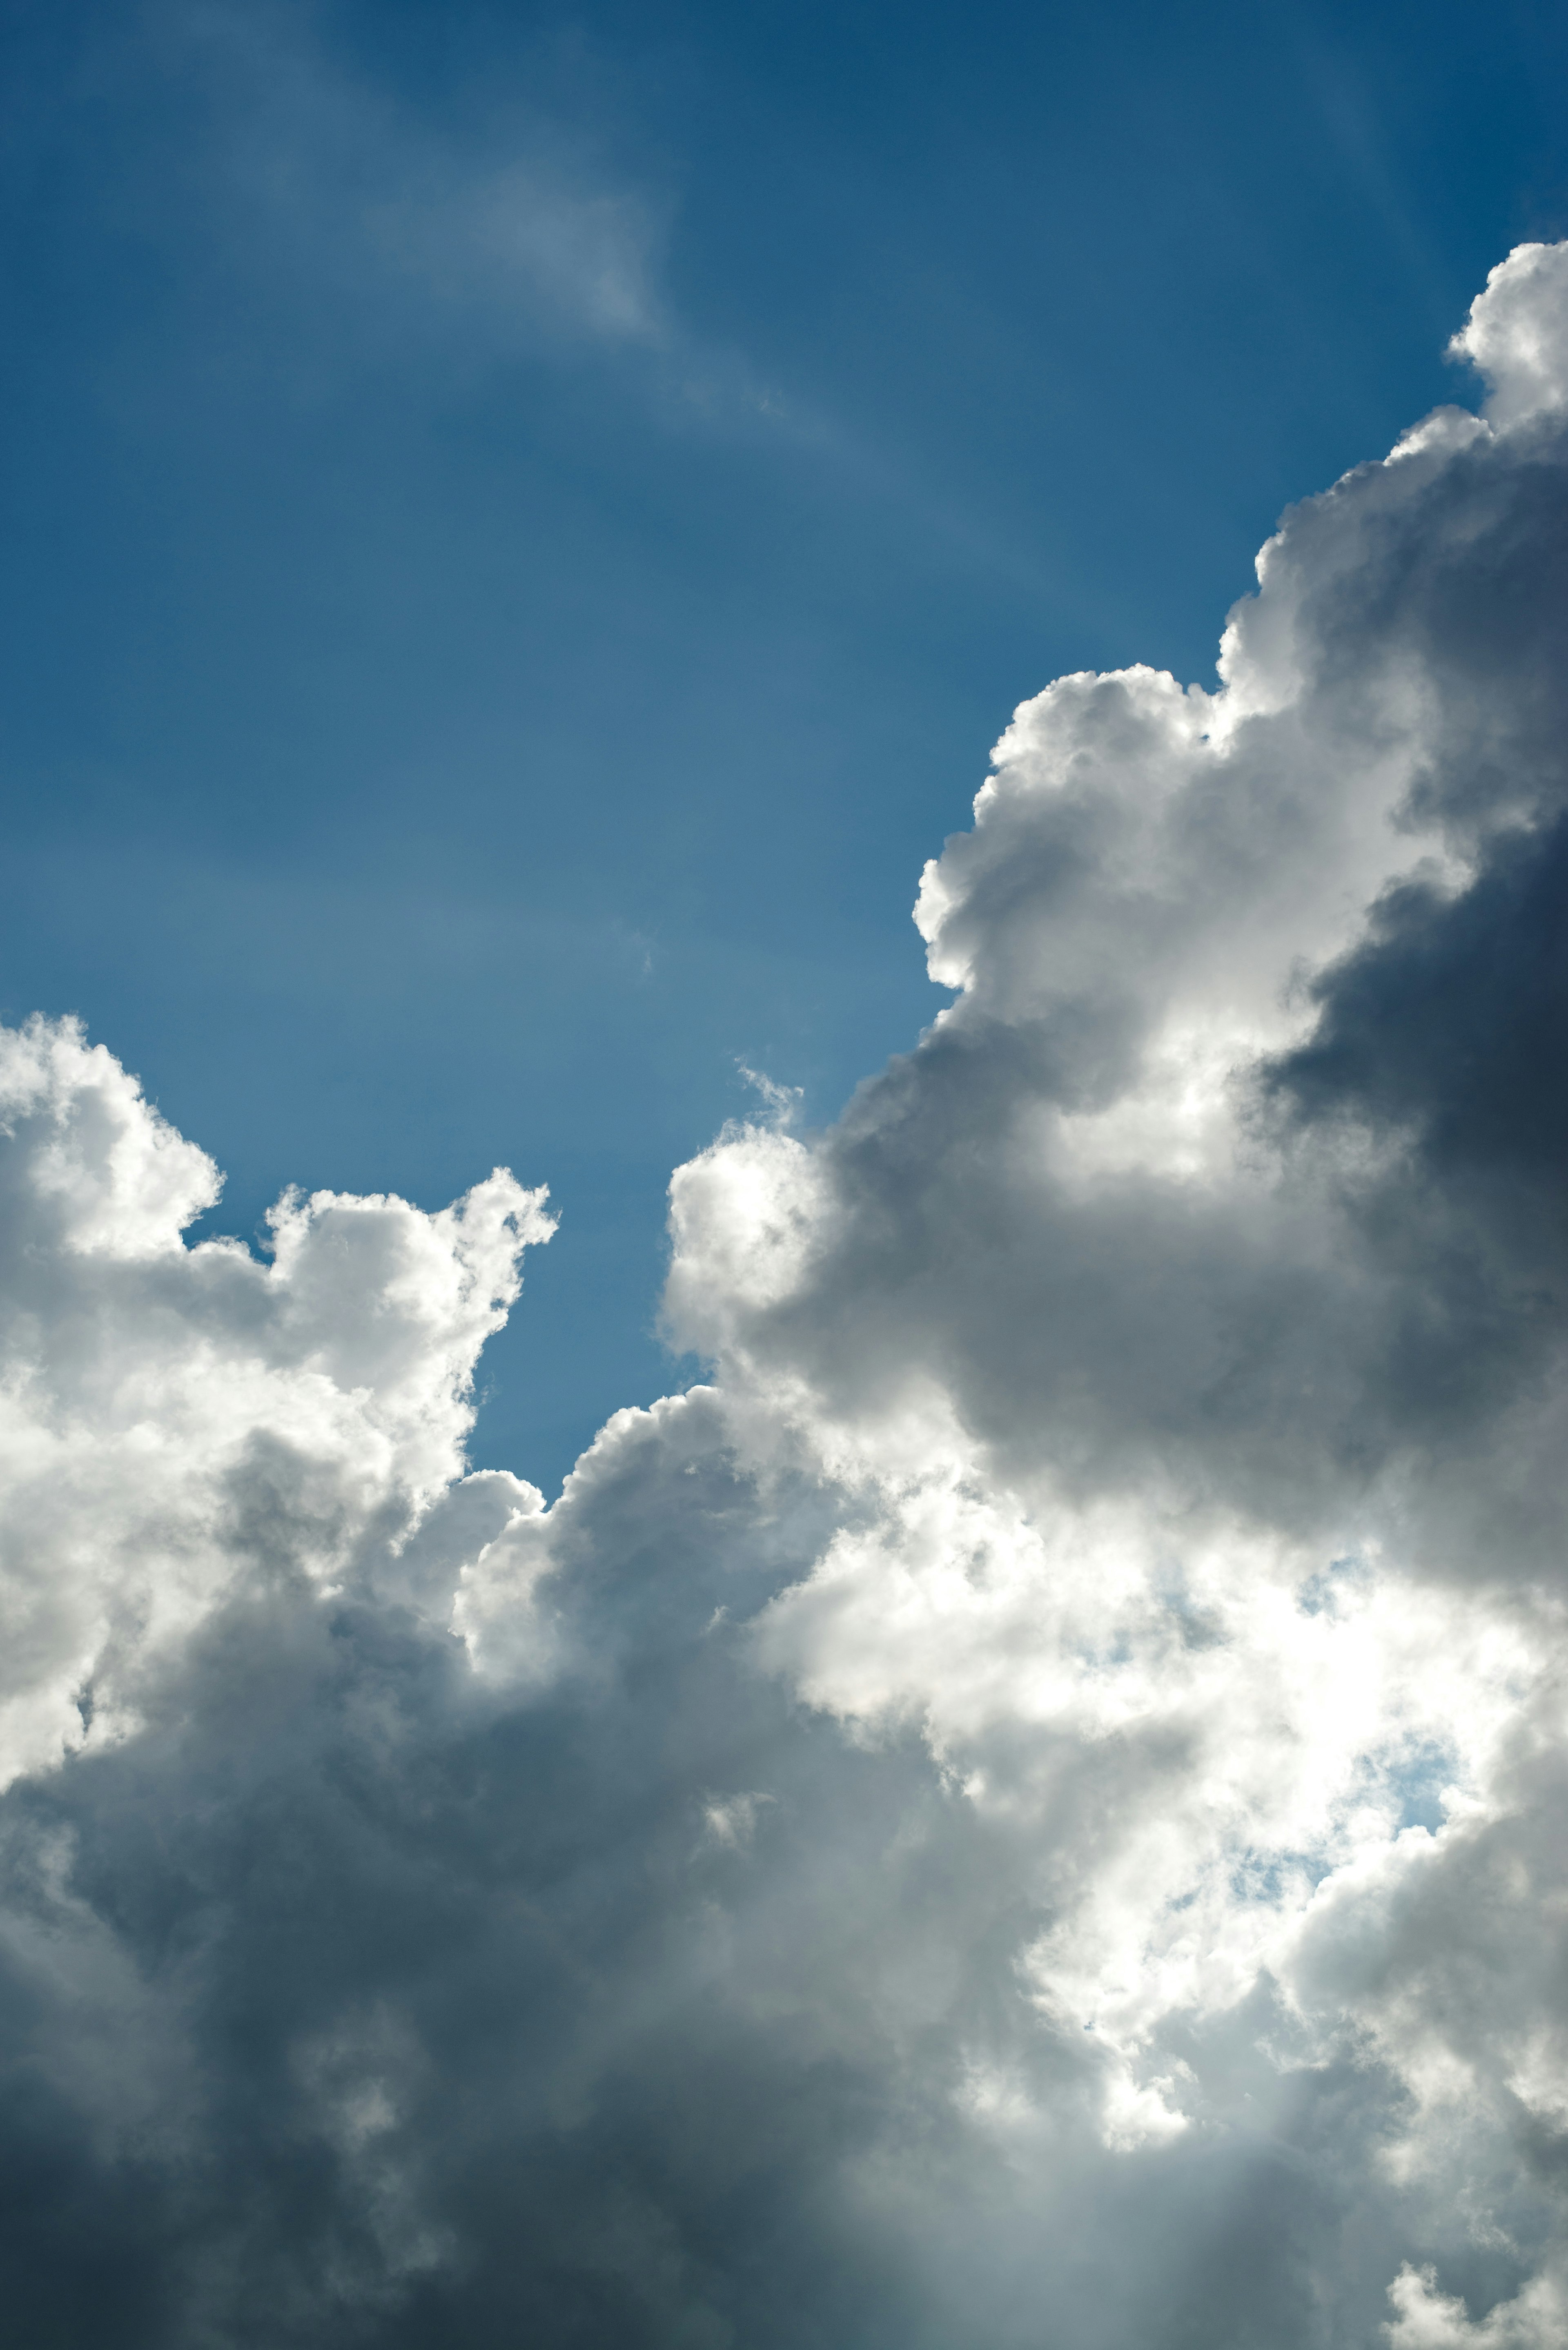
xmin=6 ymin=243 xmax=1568 ymax=2345
xmin=0 ymin=1013 xmax=552 ymax=1786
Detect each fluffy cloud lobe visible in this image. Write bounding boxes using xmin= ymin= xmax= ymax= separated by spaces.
xmin=7 ymin=243 xmax=1568 ymax=2348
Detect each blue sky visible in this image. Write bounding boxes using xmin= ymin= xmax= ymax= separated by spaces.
xmin=4 ymin=0 xmax=1567 ymax=1492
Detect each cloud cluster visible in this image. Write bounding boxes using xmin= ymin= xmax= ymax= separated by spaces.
xmin=6 ymin=243 xmax=1568 ymax=2346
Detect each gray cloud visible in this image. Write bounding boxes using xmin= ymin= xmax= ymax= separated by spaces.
xmin=7 ymin=244 xmax=1568 ymax=2346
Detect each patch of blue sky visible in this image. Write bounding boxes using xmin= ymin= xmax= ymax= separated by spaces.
xmin=1227 ymin=1846 xmax=1337 ymax=1907
xmin=1298 ymin=1555 xmax=1376 ymax=1619
xmin=1225 ymin=1737 xmax=1461 ymax=1909
xmin=1364 ymin=1736 xmax=1461 ymax=1839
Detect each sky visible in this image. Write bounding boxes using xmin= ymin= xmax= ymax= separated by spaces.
xmin=9 ymin=7 xmax=1568 ymax=2348
xmin=6 ymin=0 xmax=1568 ymax=1488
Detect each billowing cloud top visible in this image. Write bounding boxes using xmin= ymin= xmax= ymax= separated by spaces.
xmin=7 ymin=243 xmax=1568 ymax=2348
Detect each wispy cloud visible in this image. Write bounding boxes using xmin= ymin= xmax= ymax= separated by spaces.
xmin=363 ymin=160 xmax=664 ymax=343
xmin=169 ymin=0 xmax=673 ymax=351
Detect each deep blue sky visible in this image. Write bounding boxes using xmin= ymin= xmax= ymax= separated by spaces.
xmin=4 ymin=0 xmax=1566 ymax=1492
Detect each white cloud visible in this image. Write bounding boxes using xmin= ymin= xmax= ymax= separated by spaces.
xmin=6 ymin=243 xmax=1568 ymax=2344
xmin=1450 ymin=241 xmax=1568 ymax=427
xmin=0 ymin=1012 xmax=551 ymax=1787
xmin=1385 ymin=2263 xmax=1568 ymax=2349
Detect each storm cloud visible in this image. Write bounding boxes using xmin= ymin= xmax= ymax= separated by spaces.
xmin=7 ymin=244 xmax=1568 ymax=2347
